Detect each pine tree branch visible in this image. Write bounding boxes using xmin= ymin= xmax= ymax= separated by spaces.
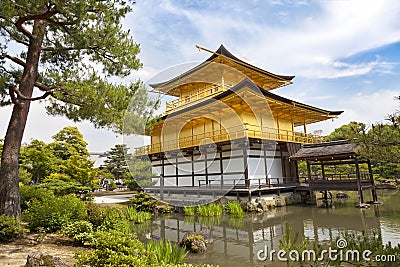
xmin=10 ymin=85 xmax=53 ymax=101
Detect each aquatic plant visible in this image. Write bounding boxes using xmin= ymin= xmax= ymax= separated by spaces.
xmin=124 ymin=206 xmax=152 ymax=224
xmin=225 ymin=201 xmax=245 ymax=217
xmin=197 ymin=203 xmax=223 ymax=217
xmin=146 ymin=239 xmax=188 ymax=265
xmin=184 ymin=206 xmax=196 ymax=216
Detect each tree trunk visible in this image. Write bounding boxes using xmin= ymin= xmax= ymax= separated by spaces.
xmin=0 ymin=19 xmax=47 ymax=217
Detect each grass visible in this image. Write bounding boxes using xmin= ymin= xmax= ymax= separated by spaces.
xmin=197 ymin=203 xmax=223 ymax=217
xmin=145 ymin=239 xmax=188 ymax=265
xmin=225 ymin=201 xmax=245 ymax=217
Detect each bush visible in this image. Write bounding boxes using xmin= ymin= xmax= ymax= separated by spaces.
xmin=38 ymin=178 xmax=92 ymax=197
xmin=85 ymin=205 xmax=131 ymax=233
xmin=130 ymin=192 xmax=157 ymax=213
xmin=74 ymin=230 xmax=158 ymax=267
xmin=62 ymin=220 xmax=94 ymax=245
xmin=22 ymin=194 xmax=86 ymax=232
xmin=20 ymin=186 xmax=54 ymax=211
xmin=0 ymin=215 xmax=26 ymax=242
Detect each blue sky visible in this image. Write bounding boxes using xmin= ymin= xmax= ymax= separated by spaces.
xmin=1 ymin=0 xmax=400 ymax=152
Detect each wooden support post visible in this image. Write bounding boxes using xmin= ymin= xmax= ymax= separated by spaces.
xmin=175 ymin=155 xmax=179 ymax=187
xmin=191 ymin=150 xmax=195 ymax=187
xmin=242 ymin=142 xmax=250 ymax=189
xmin=321 ymin=161 xmax=328 ymax=201
xmin=219 ymin=147 xmax=224 ymax=188
xmin=262 ymin=141 xmax=268 ymax=185
xmin=355 ymin=158 xmax=364 ymax=204
xmin=204 ymin=148 xmax=209 ymax=185
xmin=367 ymin=159 xmax=378 ymax=202
xmin=160 ymin=155 xmax=165 ymax=201
xmin=306 ymin=160 xmax=314 ymax=203
xmin=306 ymin=160 xmax=311 ymax=183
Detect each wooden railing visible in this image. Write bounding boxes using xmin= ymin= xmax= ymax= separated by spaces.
xmin=135 ymin=123 xmax=325 ymax=155
xmin=165 ymin=84 xmax=232 ymax=114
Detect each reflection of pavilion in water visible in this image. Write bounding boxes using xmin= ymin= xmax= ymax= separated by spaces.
xmin=144 ymin=206 xmax=381 ymax=267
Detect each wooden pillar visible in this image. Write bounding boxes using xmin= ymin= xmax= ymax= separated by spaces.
xmin=367 ymin=159 xmax=378 ymax=202
xmin=219 ymin=146 xmax=224 ymax=187
xmin=160 ymin=154 xmax=165 ymax=201
xmin=321 ymin=161 xmax=328 ymax=201
xmin=242 ymin=142 xmax=250 ymax=189
xmin=204 ymin=148 xmax=209 ymax=185
xmin=306 ymin=160 xmax=312 ymax=183
xmin=355 ymin=158 xmax=364 ymax=204
xmin=175 ymin=155 xmax=179 ymax=187
xmin=262 ymin=141 xmax=268 ymax=185
xmin=306 ymin=160 xmax=313 ymax=203
xmin=191 ymin=150 xmax=195 ymax=187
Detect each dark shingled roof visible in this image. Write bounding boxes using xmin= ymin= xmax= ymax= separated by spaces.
xmin=290 ymin=140 xmax=359 ymax=161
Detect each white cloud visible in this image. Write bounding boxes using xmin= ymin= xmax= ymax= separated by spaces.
xmin=138 ymin=0 xmax=400 ymax=78
xmin=306 ymin=89 xmax=400 ymax=135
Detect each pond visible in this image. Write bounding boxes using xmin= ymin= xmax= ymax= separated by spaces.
xmin=133 ymin=190 xmax=400 ymax=267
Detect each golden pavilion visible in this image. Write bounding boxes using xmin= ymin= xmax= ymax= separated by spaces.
xmin=135 ymin=45 xmax=343 ymax=201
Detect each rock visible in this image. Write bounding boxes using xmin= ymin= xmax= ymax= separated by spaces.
xmin=246 ymin=201 xmax=258 ymax=212
xmin=180 ymin=229 xmax=212 ymax=253
xmin=198 ymin=229 xmax=213 ymax=244
xmin=25 ymin=251 xmax=67 ymax=267
xmin=216 ymin=196 xmax=229 ymax=205
xmin=258 ymin=201 xmax=269 ymax=211
xmin=274 ymin=196 xmax=286 ymax=207
xmin=336 ymin=192 xmax=350 ymax=199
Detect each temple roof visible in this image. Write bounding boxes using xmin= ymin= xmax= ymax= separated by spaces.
xmin=157 ymin=78 xmax=343 ymax=127
xmin=150 ymin=45 xmax=295 ymax=96
xmin=290 ymin=140 xmax=359 ymax=161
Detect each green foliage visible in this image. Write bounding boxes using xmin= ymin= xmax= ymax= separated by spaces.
xmin=157 ymin=204 xmax=173 ymax=214
xmin=20 ymin=139 xmax=59 ymax=183
xmin=126 ymin=157 xmax=156 ymax=190
xmin=85 ymin=204 xmax=131 ymax=233
xmin=104 ymin=144 xmax=131 ymax=180
xmin=278 ymin=222 xmax=309 ymax=267
xmin=19 ymin=186 xmax=54 ymax=211
xmin=225 ymin=201 xmax=245 ymax=217
xmin=62 ymin=220 xmax=94 ymax=245
xmin=22 ymin=194 xmax=86 ymax=232
xmin=74 ymin=230 xmax=158 ymax=267
xmin=330 ymin=231 xmax=400 ymax=267
xmin=37 ymin=179 xmax=91 ymax=196
xmin=327 ymin=121 xmax=367 ymax=141
xmin=124 ymin=206 xmax=152 ymax=224
xmin=146 ymin=239 xmax=188 ymax=265
xmin=0 ymin=215 xmax=26 ymax=242
xmin=130 ymin=192 xmax=158 ymax=213
xmin=197 ymin=203 xmax=223 ymax=217
xmin=183 ymin=206 xmax=196 ymax=216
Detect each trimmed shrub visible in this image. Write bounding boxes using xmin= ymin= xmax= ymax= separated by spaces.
xmin=20 ymin=186 xmax=54 ymax=211
xmin=74 ymin=230 xmax=158 ymax=267
xmin=129 ymin=192 xmax=157 ymax=213
xmin=22 ymin=194 xmax=86 ymax=232
xmin=62 ymin=220 xmax=94 ymax=245
xmin=0 ymin=215 xmax=26 ymax=242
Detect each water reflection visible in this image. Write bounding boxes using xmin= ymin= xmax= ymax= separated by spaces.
xmin=133 ymin=191 xmax=400 ymax=267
